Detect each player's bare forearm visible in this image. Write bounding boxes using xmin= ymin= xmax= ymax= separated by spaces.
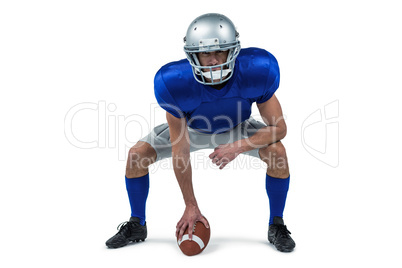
xmin=173 ymin=151 xmax=208 ymax=240
xmin=236 ymin=124 xmax=286 ymax=153
xmin=172 ymin=151 xmax=197 ymax=207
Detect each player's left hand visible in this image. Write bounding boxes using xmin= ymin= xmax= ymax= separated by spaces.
xmin=209 ymin=143 xmax=242 ymax=169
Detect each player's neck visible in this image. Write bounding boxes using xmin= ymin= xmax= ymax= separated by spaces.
xmin=210 ymin=81 xmax=228 ymax=90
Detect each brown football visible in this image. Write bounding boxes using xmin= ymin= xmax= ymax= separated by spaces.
xmin=177 ymin=220 xmax=210 ymax=256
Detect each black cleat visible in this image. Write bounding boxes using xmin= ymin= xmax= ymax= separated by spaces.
xmin=268 ymin=217 xmax=296 ymax=252
xmin=105 ymin=217 xmax=147 ymax=248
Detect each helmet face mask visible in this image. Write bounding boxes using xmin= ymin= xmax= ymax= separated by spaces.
xmin=184 ymin=13 xmax=241 ymax=85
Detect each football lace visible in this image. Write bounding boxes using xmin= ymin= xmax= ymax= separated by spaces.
xmin=192 ymin=222 xmax=198 ymax=233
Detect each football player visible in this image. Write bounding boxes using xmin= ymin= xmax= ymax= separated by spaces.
xmin=106 ymin=13 xmax=296 ymax=252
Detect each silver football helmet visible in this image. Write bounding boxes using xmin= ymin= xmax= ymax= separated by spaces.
xmin=184 ymin=13 xmax=241 ymax=85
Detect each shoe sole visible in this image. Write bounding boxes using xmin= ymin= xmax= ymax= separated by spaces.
xmin=130 ymin=238 xmax=146 ymax=243
xmin=106 ymin=238 xmax=146 ymax=249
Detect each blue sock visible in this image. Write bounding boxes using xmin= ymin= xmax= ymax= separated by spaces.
xmin=125 ymin=174 xmax=149 ymax=226
xmin=266 ymin=174 xmax=290 ymax=225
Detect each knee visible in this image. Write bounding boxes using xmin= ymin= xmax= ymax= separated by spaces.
xmin=260 ymin=142 xmax=288 ymax=162
xmin=128 ymin=145 xmax=144 ymax=160
xmin=127 ymin=147 xmax=140 ymax=166
xmin=127 ymin=142 xmax=155 ymax=170
xmin=271 ymin=142 xmax=287 ymax=160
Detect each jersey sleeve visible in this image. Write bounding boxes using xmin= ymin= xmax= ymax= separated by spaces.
xmin=256 ymin=52 xmax=280 ymax=104
xmin=154 ymin=69 xmax=185 ymax=118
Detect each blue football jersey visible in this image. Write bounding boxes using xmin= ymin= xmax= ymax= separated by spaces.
xmin=154 ymin=47 xmax=280 ymax=134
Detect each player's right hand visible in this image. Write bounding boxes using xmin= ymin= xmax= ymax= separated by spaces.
xmin=176 ymin=205 xmax=209 ymax=242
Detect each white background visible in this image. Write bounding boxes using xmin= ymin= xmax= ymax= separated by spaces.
xmin=1 ymin=0 xmax=401 ymax=267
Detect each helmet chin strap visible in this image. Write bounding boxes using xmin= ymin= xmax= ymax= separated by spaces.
xmin=201 ymin=68 xmax=231 ymax=80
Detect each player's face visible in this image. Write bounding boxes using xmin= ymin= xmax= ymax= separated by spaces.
xmin=197 ymin=50 xmax=229 ymax=69
xmin=197 ymin=50 xmax=229 ymax=83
